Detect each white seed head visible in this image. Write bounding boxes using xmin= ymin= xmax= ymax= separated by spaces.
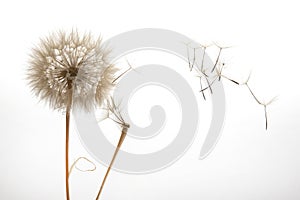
xmin=27 ymin=30 xmax=114 ymax=111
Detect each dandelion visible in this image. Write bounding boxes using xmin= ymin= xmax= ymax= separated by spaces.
xmin=27 ymin=30 xmax=113 ymax=200
xmin=95 ymin=97 xmax=130 ymax=200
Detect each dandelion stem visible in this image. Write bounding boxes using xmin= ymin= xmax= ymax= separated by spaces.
xmin=65 ymin=88 xmax=72 ymax=200
xmin=95 ymin=127 xmax=128 ymax=200
xmin=66 ymin=109 xmax=71 ymax=200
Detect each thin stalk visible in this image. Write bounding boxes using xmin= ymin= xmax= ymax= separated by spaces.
xmin=245 ymin=83 xmax=261 ymax=105
xmin=112 ymin=68 xmax=131 ymax=84
xmin=200 ymin=47 xmax=205 ymax=71
xmin=191 ymin=48 xmax=196 ymax=71
xmin=199 ymin=76 xmax=206 ymax=100
xmin=187 ymin=45 xmax=191 ymax=70
xmin=211 ymin=47 xmax=222 ymax=72
xmin=264 ymin=105 xmax=268 ymax=130
xmin=66 ymin=108 xmax=71 ymax=200
xmin=204 ymin=76 xmax=213 ymax=94
xmin=65 ymin=88 xmax=72 ymax=200
xmin=95 ymin=127 xmax=128 ymax=200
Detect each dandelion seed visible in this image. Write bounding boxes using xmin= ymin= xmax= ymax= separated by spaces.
xmin=199 ymin=43 xmax=211 ymax=71
xmin=27 ymin=29 xmax=113 ymax=200
xmin=186 ymin=42 xmax=274 ymax=130
xmin=112 ymin=59 xmax=136 ymax=84
xmin=211 ymin=43 xmax=232 ymax=72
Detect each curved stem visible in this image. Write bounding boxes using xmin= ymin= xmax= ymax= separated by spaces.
xmin=95 ymin=128 xmax=128 ymax=200
xmin=69 ymin=157 xmax=97 ymax=175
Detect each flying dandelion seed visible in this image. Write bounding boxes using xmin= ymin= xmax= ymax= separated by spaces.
xmin=27 ymin=29 xmax=114 ymax=200
xmin=186 ymin=43 xmax=275 ymax=130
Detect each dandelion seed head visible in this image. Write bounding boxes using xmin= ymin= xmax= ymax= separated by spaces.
xmin=27 ymin=29 xmax=113 ymax=111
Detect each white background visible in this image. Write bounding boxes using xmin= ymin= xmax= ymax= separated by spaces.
xmin=0 ymin=0 xmax=300 ymax=199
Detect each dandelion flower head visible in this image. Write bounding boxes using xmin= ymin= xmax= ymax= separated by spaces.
xmin=27 ymin=30 xmax=116 ymax=111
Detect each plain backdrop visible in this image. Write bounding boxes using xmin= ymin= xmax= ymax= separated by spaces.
xmin=0 ymin=0 xmax=300 ymax=199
